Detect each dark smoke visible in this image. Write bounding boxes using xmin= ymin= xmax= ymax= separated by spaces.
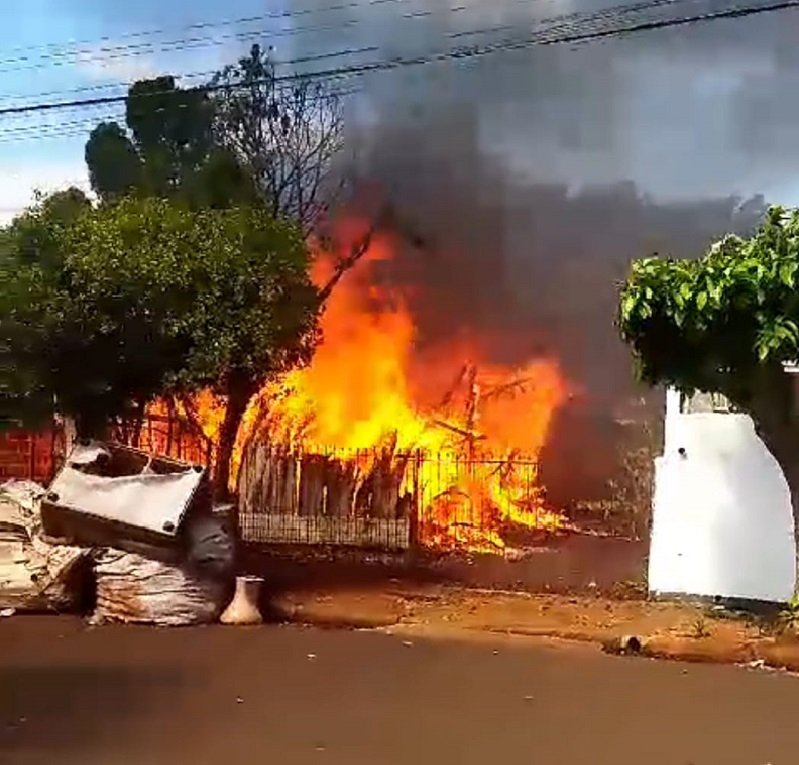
xmin=276 ymin=0 xmax=784 ymax=504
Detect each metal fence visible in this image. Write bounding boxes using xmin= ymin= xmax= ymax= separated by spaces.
xmin=0 ymin=426 xmax=66 ymax=484
xmin=237 ymin=443 xmax=549 ymax=552
xmin=109 ymin=413 xmax=214 ymax=469
xmin=0 ymin=412 xmax=212 ymax=487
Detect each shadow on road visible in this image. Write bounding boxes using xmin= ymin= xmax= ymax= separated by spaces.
xmin=0 ymin=664 xmax=184 ymax=757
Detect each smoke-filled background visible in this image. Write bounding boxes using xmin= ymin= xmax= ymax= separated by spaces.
xmin=276 ymin=0 xmax=789 ymax=505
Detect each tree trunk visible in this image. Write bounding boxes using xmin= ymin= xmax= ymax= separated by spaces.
xmin=213 ymin=377 xmax=256 ymax=502
xmin=747 ymin=367 xmax=799 ymax=594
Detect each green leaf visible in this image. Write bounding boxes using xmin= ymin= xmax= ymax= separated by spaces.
xmin=780 ymin=261 xmax=797 ymax=287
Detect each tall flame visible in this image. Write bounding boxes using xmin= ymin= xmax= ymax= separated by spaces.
xmin=144 ymin=227 xmax=569 ymax=551
xmin=226 ymin=227 xmax=570 ymax=552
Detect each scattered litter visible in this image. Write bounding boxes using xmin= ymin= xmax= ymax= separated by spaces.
xmin=0 ymin=442 xmax=239 ymax=627
xmin=602 ymin=634 xmax=643 ymax=656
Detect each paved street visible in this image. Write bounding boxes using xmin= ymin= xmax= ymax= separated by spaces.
xmin=0 ymin=618 xmax=796 ymax=765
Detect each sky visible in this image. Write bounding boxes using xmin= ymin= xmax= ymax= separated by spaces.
xmin=3 ymin=0 xmax=799 ymax=223
xmin=0 ymin=0 xmax=281 ymax=222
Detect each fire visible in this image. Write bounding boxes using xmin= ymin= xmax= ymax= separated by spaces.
xmin=232 ymin=227 xmax=570 ymax=552
xmin=144 ymin=225 xmax=569 ymax=552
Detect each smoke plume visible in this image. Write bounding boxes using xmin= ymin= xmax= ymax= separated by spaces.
xmin=277 ymin=0 xmax=784 ymax=503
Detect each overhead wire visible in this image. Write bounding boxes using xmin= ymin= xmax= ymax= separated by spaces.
xmin=0 ymin=0 xmax=795 ymax=147
xmin=0 ymin=0 xmax=710 ymax=77
xmin=0 ymin=0 xmax=747 ymax=110
xmin=0 ymin=0 xmax=553 ymax=72
xmin=0 ymin=0 xmax=795 ymax=120
xmin=3 ymin=0 xmax=419 ymax=59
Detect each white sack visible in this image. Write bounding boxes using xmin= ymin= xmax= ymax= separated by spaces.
xmin=91 ymin=549 xmax=226 ymax=626
xmin=0 ymin=481 xmax=89 ymax=612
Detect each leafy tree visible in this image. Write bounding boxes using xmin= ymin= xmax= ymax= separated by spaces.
xmin=85 ymin=76 xmax=257 ymax=208
xmin=66 ymin=197 xmax=319 ymax=495
xmin=211 ymin=44 xmax=347 ymax=233
xmin=0 ymin=188 xmax=94 ymax=430
xmin=618 ymin=206 xmax=799 ymax=544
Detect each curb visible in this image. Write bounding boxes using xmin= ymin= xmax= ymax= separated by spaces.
xmin=271 ymin=602 xmax=402 ymax=630
xmin=269 ymin=594 xmax=799 ymax=672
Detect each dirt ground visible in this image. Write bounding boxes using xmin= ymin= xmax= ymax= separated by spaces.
xmin=241 ymin=532 xmax=649 ymax=596
xmin=266 ymin=582 xmax=799 ymax=670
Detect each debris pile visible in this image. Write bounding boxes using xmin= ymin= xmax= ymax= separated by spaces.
xmin=0 ymin=441 xmax=234 ymax=626
xmin=0 ymin=479 xmax=90 ymax=613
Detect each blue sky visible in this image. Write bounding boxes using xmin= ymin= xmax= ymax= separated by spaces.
xmin=3 ymin=0 xmax=799 ymax=222
xmin=0 ymin=0 xmax=294 ymax=222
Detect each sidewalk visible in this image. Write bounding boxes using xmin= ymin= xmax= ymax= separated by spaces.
xmin=269 ymin=584 xmax=799 ymax=671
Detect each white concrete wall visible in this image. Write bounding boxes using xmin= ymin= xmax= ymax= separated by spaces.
xmin=648 ymin=389 xmax=796 ymax=603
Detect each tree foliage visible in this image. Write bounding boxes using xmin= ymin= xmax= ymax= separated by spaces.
xmin=619 ymin=207 xmax=799 ymax=398
xmin=85 ymin=76 xmax=257 ymax=208
xmin=618 ymin=206 xmax=799 ymax=534
xmin=1 ymin=194 xmax=319 ymax=472
xmin=85 ymin=48 xmax=347 ymax=231
xmin=0 ymin=188 xmax=93 ymax=429
xmin=65 ymin=196 xmax=319 ymax=392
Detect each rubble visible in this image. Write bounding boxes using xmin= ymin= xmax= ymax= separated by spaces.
xmin=0 ymin=480 xmax=91 ymax=612
xmin=0 ymin=442 xmax=235 ymax=626
xmin=40 ymin=441 xmax=208 ymax=554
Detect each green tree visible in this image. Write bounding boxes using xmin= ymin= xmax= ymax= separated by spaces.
xmin=0 ymin=188 xmax=95 ymax=430
xmin=85 ymin=75 xmax=256 ymax=208
xmin=617 ymin=206 xmax=799 ymax=549
xmin=66 ymin=197 xmax=319 ymax=495
xmin=2 ymin=193 xmax=319 ymax=496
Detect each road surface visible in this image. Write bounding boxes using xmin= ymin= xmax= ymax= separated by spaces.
xmin=0 ymin=617 xmax=795 ymax=764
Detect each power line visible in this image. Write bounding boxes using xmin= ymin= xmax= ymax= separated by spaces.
xmin=0 ymin=84 xmax=362 ymax=145
xmin=0 ymin=0 xmax=710 ymax=101
xmin=0 ymin=0 xmax=687 ymax=75
xmin=0 ymin=0 xmax=644 ymax=102
xmin=1 ymin=0 xmax=412 ymax=58
xmin=0 ymin=0 xmax=519 ymax=72
xmin=0 ymin=0 xmax=794 ymax=120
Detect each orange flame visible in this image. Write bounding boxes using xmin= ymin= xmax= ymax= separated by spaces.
xmin=226 ymin=227 xmax=570 ymax=552
xmin=143 ymin=225 xmax=569 ymax=552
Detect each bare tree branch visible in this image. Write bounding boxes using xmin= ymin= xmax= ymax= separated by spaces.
xmin=316 ymin=214 xmax=384 ymax=305
xmin=211 ymin=48 xmax=349 ymax=236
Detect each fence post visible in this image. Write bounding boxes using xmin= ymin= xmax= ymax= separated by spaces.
xmin=409 ymin=449 xmax=422 ymax=550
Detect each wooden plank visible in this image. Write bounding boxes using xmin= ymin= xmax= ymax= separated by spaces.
xmin=298 ymin=454 xmax=327 ymax=517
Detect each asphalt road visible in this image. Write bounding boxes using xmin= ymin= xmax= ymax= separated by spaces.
xmin=0 ymin=618 xmax=795 ymax=765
